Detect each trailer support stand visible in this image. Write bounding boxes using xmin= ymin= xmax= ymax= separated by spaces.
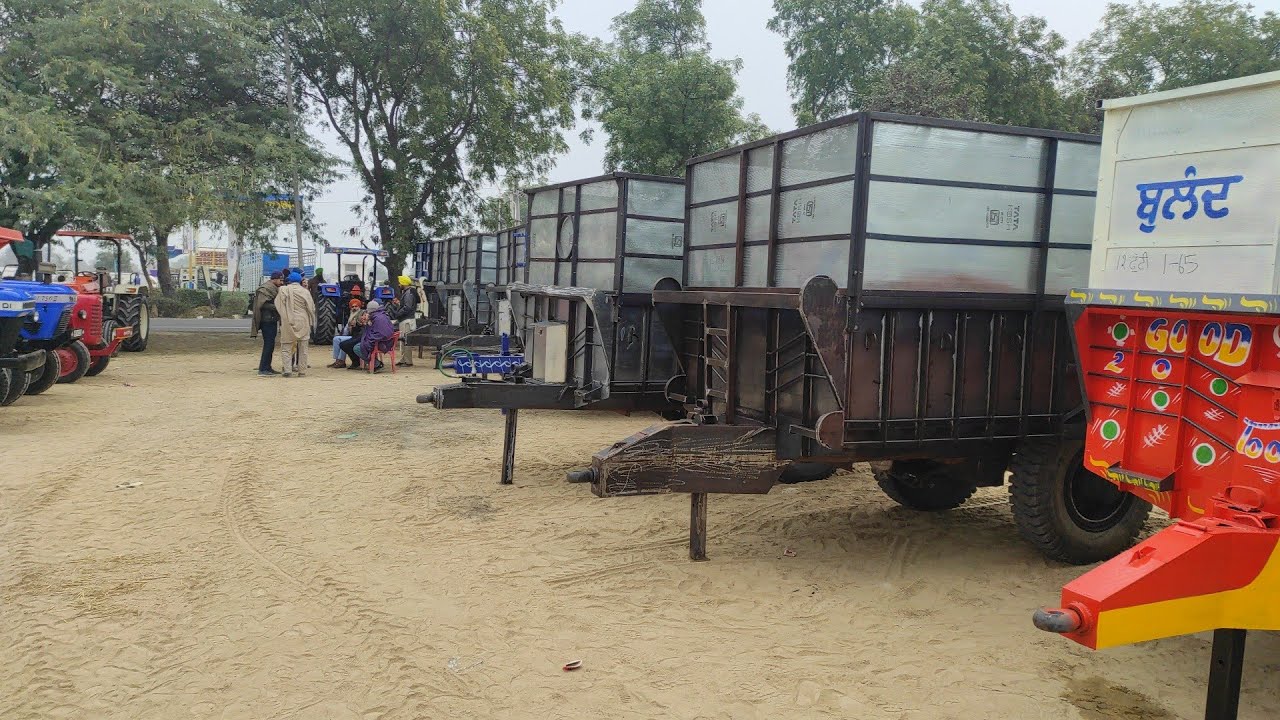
xmin=1205 ymin=629 xmax=1246 ymax=720
xmin=689 ymin=493 xmax=708 ymax=562
xmin=501 ymin=408 xmax=518 ymax=485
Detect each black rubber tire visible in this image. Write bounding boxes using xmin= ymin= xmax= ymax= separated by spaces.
xmin=312 ymin=296 xmax=337 ymax=345
xmin=0 ymin=368 xmax=9 ymax=407
xmin=1009 ymin=436 xmax=1152 ymax=565
xmin=85 ymin=356 xmax=110 ymax=377
xmin=56 ymin=340 xmax=92 ymax=384
xmin=874 ymin=460 xmax=978 ymax=511
xmin=24 ymin=349 xmax=61 ymax=395
xmin=1 ymin=367 xmax=29 ymax=406
xmin=118 ymin=296 xmax=149 ymax=352
xmin=778 ymin=462 xmax=839 ymax=484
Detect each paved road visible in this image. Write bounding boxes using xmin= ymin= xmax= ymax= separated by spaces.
xmin=153 ymin=318 xmax=251 ymax=333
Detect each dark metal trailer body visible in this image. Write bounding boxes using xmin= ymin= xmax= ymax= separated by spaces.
xmin=576 ymin=113 xmax=1151 ymax=562
xmin=421 ymin=173 xmax=687 ymax=482
xmin=411 ymin=226 xmax=526 ymax=352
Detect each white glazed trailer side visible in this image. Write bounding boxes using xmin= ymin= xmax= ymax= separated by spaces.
xmin=1089 ymin=70 xmax=1280 ymax=294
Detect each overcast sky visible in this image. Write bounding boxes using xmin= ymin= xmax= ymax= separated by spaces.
xmin=290 ymin=0 xmax=1277 ymax=264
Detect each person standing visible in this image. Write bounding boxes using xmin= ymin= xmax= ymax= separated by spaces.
xmin=390 ymin=275 xmax=420 ymax=367
xmin=251 ymin=271 xmax=284 ymax=376
xmin=310 ymin=268 xmax=326 ymax=305
xmin=276 ymin=271 xmax=316 ymax=378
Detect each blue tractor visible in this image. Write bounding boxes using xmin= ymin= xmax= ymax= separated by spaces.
xmin=0 ymin=276 xmax=80 ymax=400
xmin=0 ymin=284 xmax=47 ymax=407
xmin=311 ymin=247 xmax=396 ymax=345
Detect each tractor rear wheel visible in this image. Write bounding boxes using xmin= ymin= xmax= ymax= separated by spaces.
xmin=1 ymin=367 xmax=29 ymax=406
xmin=118 ymin=296 xmax=150 ymax=352
xmin=312 ymin=296 xmax=337 ymax=345
xmin=1009 ymin=436 xmax=1151 ymax=565
xmin=25 ymin=349 xmax=61 ymax=395
xmin=56 ymin=340 xmax=92 ymax=384
xmin=85 ymin=356 xmax=110 ymax=377
xmin=874 ymin=460 xmax=978 ymax=511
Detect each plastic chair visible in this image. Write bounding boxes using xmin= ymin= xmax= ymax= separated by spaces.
xmin=367 ymin=331 xmax=400 ymax=374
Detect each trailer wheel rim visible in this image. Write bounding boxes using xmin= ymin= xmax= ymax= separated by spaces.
xmin=138 ymin=301 xmax=150 ymax=339
xmin=1063 ymin=463 xmax=1133 ymax=532
xmin=55 ymin=346 xmax=79 ymax=379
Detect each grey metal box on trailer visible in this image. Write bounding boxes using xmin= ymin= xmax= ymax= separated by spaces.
xmin=684 ymin=114 xmax=1099 ymax=295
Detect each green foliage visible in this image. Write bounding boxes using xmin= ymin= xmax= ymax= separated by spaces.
xmin=583 ymin=0 xmax=769 ymax=177
xmin=0 ymin=0 xmax=331 ymax=288
xmin=769 ymin=0 xmax=918 ymax=125
xmin=771 ymin=0 xmax=1068 ymax=128
xmin=1065 ymin=0 xmax=1280 ymax=132
xmin=241 ymin=0 xmax=579 ymax=279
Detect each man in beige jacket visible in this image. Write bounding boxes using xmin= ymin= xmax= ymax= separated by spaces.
xmin=276 ymin=271 xmax=316 ymax=377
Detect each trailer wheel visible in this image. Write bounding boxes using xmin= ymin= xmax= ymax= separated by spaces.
xmin=874 ymin=460 xmax=978 ymax=511
xmin=25 ymin=349 xmax=62 ymax=395
xmin=118 ymin=296 xmax=149 ymax=352
xmin=1 ymin=367 xmax=29 ymax=406
xmin=56 ymin=340 xmax=92 ymax=384
xmin=1009 ymin=436 xmax=1151 ymax=565
xmin=312 ymin=296 xmax=337 ymax=345
xmin=85 ymin=356 xmax=110 ymax=377
xmin=778 ymin=462 xmax=839 ymax=484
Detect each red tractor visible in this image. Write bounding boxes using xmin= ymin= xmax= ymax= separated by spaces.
xmin=54 ymin=272 xmax=132 ymax=382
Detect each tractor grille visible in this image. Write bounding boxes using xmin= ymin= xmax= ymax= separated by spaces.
xmin=0 ymin=320 xmax=20 ymax=355
xmin=55 ymin=306 xmax=71 ymax=338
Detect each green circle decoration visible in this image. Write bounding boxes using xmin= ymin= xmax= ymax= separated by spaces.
xmin=1210 ymin=377 xmax=1229 ymax=397
xmin=1111 ymin=323 xmax=1131 ymax=342
xmin=1100 ymin=419 xmax=1122 ymax=442
xmin=1193 ymin=443 xmax=1216 ymax=467
xmin=1152 ymin=390 xmax=1170 ymax=410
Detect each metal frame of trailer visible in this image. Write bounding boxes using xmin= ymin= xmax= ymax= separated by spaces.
xmin=572 ymin=112 xmax=1149 ymax=562
xmin=419 ymin=173 xmax=688 ymax=483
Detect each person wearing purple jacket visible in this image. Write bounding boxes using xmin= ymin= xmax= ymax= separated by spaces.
xmin=357 ymin=300 xmax=396 ymax=372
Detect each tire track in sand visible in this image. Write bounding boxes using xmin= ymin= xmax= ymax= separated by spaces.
xmin=220 ymin=458 xmax=485 ymax=718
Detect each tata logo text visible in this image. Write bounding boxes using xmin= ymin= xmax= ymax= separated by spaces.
xmin=1236 ymin=419 xmax=1280 ymax=463
xmin=1197 ymin=322 xmax=1252 ymax=367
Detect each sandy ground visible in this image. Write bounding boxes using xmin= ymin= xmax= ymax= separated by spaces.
xmin=3 ymin=332 xmax=1279 ymax=720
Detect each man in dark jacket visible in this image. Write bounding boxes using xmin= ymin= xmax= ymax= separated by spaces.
xmin=389 ymin=275 xmax=419 ymax=366
xmin=251 ymin=271 xmax=285 ymax=376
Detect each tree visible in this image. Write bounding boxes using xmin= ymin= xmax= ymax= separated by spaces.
xmin=770 ymin=0 xmax=1070 ymax=129
xmin=912 ymin=0 xmax=1070 ymax=128
xmin=862 ymin=58 xmax=985 ymax=121
xmin=582 ymin=0 xmax=769 ymax=177
xmin=769 ymin=0 xmax=918 ymax=125
xmin=1066 ymin=0 xmax=1280 ymax=132
xmin=241 ymin=0 xmax=580 ymax=279
xmin=0 ymin=0 xmax=330 ymax=292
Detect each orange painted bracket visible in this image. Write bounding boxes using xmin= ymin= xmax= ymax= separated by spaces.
xmin=1037 ymin=519 xmax=1280 ymax=649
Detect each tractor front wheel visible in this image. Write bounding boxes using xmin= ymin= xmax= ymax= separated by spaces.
xmin=56 ymin=340 xmax=92 ymax=384
xmin=85 ymin=356 xmax=111 ymax=377
xmin=312 ymin=296 xmax=337 ymax=345
xmin=1009 ymin=436 xmax=1151 ymax=565
xmin=25 ymin=349 xmax=61 ymax=396
xmin=874 ymin=460 xmax=979 ymax=511
xmin=1 ymin=367 xmax=29 ymax=406
xmin=118 ymin=296 xmax=150 ymax=352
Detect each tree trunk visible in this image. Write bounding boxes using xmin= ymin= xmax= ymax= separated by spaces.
xmin=153 ymin=225 xmax=176 ymax=296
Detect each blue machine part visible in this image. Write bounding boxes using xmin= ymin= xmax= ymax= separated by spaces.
xmin=319 ymin=283 xmax=342 ymax=298
xmin=0 ymin=286 xmax=36 ymax=356
xmin=0 ymin=279 xmax=77 ymax=343
xmin=449 ymin=354 xmax=525 ymax=375
xmin=372 ymin=286 xmax=395 ymax=302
